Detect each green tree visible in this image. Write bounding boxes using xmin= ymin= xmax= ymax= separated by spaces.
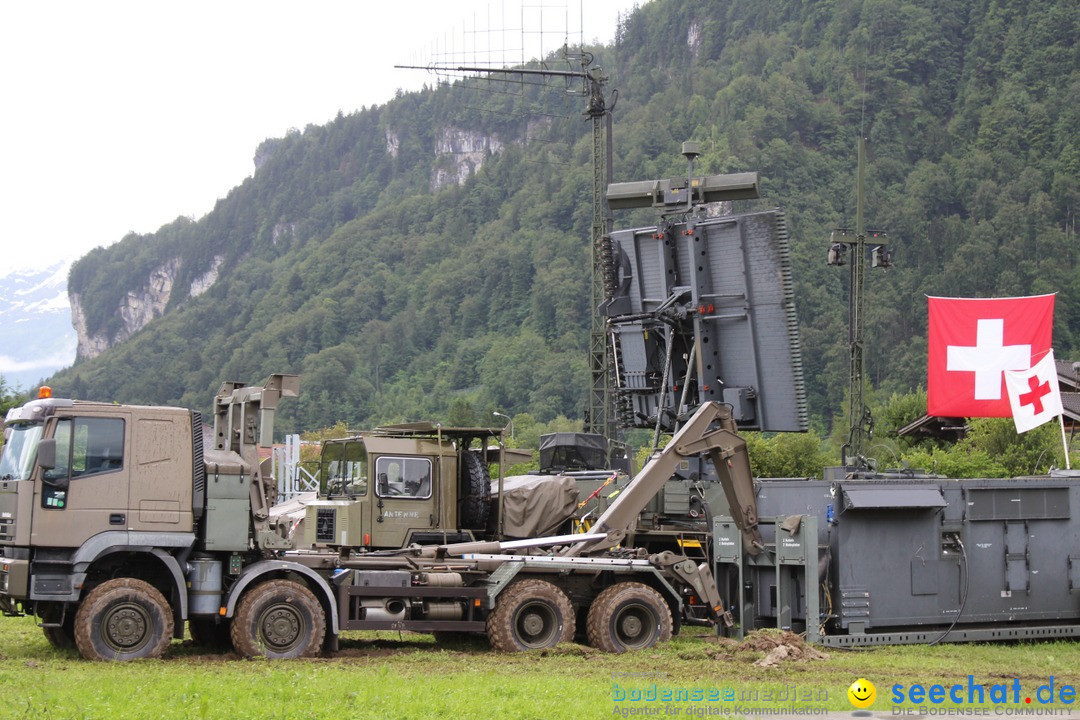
xmin=898 ymin=419 xmax=1070 ymax=478
xmin=0 ymin=377 xmax=23 ymax=449
xmin=744 ymin=431 xmax=833 ymax=479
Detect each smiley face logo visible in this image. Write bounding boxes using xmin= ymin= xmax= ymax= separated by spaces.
xmin=848 ymin=678 xmax=876 ymax=709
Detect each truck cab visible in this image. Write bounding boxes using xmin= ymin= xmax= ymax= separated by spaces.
xmin=0 ymin=376 xmax=312 ymax=661
xmin=302 ymin=425 xmax=504 ymax=549
xmin=0 ymin=390 xmax=199 ymax=607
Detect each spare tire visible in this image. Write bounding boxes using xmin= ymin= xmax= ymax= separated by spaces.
xmin=459 ymin=450 xmax=490 ymax=530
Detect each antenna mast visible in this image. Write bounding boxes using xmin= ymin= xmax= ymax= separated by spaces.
xmin=586 ymin=63 xmax=615 ymax=441
xmin=826 ymin=138 xmax=892 ymax=468
xmin=396 ymin=2 xmax=617 ymax=441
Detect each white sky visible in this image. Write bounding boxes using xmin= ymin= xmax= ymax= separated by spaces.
xmin=0 ymin=0 xmax=640 ymax=276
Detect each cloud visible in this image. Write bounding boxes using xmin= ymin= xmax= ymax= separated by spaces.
xmin=0 ymin=345 xmax=77 ymax=373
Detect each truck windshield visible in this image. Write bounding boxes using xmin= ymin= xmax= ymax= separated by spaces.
xmin=0 ymin=423 xmax=44 ymax=481
xmin=321 ymin=440 xmax=367 ymax=497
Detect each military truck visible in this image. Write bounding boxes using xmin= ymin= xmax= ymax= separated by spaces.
xmin=0 ymin=378 xmax=759 ymax=660
xmin=302 ymin=420 xmax=723 ymax=564
xmin=301 ymin=424 xmax=578 ymax=550
xmin=0 ymin=375 xmax=302 ymax=659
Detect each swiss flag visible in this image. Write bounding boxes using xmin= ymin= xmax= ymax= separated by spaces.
xmin=927 ymin=294 xmax=1055 ymax=417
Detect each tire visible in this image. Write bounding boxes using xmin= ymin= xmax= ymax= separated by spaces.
xmin=41 ymin=604 xmax=75 ymax=650
xmin=188 ymin=617 xmax=233 ymax=650
xmin=73 ymin=579 xmax=174 ymax=661
xmin=487 ymin=579 xmax=574 ymax=652
xmin=586 ymin=582 xmax=672 ymax=653
xmin=459 ymin=450 xmax=490 ymax=530
xmin=230 ymin=580 xmax=325 ymax=659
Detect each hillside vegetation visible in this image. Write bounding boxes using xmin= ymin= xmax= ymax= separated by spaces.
xmin=52 ymin=0 xmax=1079 ymax=444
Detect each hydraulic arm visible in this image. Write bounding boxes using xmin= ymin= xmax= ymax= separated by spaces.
xmin=562 ymin=401 xmax=763 ymax=557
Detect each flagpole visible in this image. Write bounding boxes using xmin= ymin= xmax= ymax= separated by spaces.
xmin=1060 ymin=414 xmax=1072 ymax=470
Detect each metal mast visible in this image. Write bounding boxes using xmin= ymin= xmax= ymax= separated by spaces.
xmin=586 ymin=65 xmax=615 ymax=439
xmin=848 ymin=138 xmax=868 ymax=465
xmin=827 ymin=138 xmax=891 ymax=467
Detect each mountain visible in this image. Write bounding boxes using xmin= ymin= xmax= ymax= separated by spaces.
xmin=44 ymin=0 xmax=1080 ymax=436
xmin=0 ymin=263 xmax=77 ymax=391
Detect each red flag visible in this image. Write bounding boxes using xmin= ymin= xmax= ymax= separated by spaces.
xmin=927 ymin=294 xmax=1055 ymax=417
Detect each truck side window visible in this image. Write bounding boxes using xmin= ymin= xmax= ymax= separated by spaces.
xmin=44 ymin=417 xmax=126 ymax=507
xmin=42 ymin=419 xmax=73 ymax=509
xmin=43 ymin=417 xmax=125 ymax=488
xmin=72 ymin=417 xmax=125 ymax=477
xmin=375 ymin=457 xmax=432 ymax=499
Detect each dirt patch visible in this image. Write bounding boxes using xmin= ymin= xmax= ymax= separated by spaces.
xmin=540 ymin=643 xmax=592 ymax=658
xmin=333 ymin=646 xmax=415 ymax=659
xmin=696 ymin=628 xmax=829 ymax=665
xmin=334 ymin=636 xmax=436 ymax=658
xmin=742 ymin=629 xmax=828 ymax=667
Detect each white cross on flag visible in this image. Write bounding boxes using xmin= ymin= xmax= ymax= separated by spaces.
xmin=1004 ymin=350 xmax=1064 ymax=433
xmin=927 ymin=294 xmax=1055 ymax=417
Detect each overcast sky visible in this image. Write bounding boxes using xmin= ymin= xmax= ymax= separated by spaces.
xmin=0 ymin=0 xmax=640 ymax=276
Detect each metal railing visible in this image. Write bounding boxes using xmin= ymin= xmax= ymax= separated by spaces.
xmin=271 ymin=434 xmax=320 ymax=501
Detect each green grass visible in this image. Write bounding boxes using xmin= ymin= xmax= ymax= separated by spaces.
xmin=2 ymin=616 xmax=1079 ymax=719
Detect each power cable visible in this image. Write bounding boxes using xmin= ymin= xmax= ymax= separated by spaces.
xmin=927 ymin=534 xmax=967 ymax=646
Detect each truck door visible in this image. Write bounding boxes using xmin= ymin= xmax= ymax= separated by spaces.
xmin=31 ymin=413 xmax=131 ymax=548
xmin=370 ymin=455 xmax=435 ymax=547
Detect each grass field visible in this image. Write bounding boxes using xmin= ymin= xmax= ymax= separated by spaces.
xmin=2 ymin=615 xmax=1079 ymax=719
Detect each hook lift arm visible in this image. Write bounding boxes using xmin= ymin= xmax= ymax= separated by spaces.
xmin=561 ymin=401 xmax=764 ymax=558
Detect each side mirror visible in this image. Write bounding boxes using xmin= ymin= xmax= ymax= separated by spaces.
xmin=37 ymin=438 xmax=56 ymax=470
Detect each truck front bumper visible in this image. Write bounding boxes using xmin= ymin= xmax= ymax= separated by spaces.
xmin=0 ymin=556 xmax=30 ymax=605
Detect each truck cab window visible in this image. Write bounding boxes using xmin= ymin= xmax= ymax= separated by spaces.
xmin=43 ymin=419 xmax=72 ymax=482
xmin=322 ymin=440 xmax=367 ymax=497
xmin=375 ymin=456 xmax=432 ymax=499
xmin=41 ymin=417 xmax=125 ymax=509
xmin=44 ymin=417 xmax=125 ymax=482
xmin=41 ymin=418 xmax=72 ymax=508
xmin=73 ymin=417 xmax=125 ymax=477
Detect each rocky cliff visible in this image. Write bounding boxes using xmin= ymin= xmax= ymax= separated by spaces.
xmin=70 ymin=255 xmax=224 ymax=360
xmin=430 ymin=127 xmax=504 ymax=192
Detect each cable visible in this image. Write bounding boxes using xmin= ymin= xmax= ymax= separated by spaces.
xmin=928 ymin=534 xmax=968 ymax=646
xmin=819 ymin=523 xmax=834 ymax=638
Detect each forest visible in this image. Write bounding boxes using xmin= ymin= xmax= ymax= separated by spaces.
xmin=41 ymin=0 xmax=1079 ymax=473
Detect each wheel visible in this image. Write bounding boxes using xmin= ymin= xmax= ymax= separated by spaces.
xmin=487 ymin=578 xmax=574 ymax=652
xmin=459 ymin=450 xmax=490 ymax=530
xmin=41 ymin=604 xmax=75 ymax=650
xmin=586 ymin=582 xmax=672 ymax=653
xmin=188 ymin=617 xmax=233 ymax=650
xmin=73 ymin=579 xmax=174 ymax=661
xmin=230 ymin=580 xmax=325 ymax=659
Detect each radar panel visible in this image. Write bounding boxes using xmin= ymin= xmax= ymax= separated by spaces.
xmin=605 ymin=209 xmax=807 ymax=432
